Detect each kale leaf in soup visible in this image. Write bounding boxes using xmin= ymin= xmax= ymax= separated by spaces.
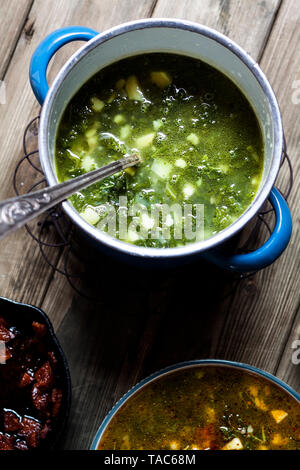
xmin=55 ymin=53 xmax=264 ymax=247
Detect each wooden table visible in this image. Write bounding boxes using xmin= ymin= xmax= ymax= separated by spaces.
xmin=0 ymin=0 xmax=299 ymax=450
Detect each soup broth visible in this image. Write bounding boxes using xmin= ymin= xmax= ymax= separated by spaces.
xmin=98 ymin=366 xmax=300 ymax=450
xmin=55 ymin=54 xmax=264 ymax=247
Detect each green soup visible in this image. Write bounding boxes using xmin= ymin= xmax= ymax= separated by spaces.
xmin=98 ymin=366 xmax=300 ymax=450
xmin=55 ymin=53 xmax=264 ymax=247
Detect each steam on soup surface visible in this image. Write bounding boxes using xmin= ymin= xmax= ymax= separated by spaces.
xmin=98 ymin=367 xmax=300 ymax=450
xmin=55 ymin=54 xmax=264 ymax=247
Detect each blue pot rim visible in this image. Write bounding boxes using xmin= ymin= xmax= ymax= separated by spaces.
xmin=91 ymin=358 xmax=300 ymax=450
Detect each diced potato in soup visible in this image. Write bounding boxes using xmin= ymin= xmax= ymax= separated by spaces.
xmin=135 ymin=132 xmax=155 ymax=149
xmin=151 ymin=70 xmax=172 ymax=88
xmin=125 ymin=75 xmax=144 ymax=101
xmin=90 ymin=96 xmax=104 ymax=112
xmin=222 ymin=437 xmax=243 ymax=450
xmin=271 ymin=410 xmax=288 ymax=423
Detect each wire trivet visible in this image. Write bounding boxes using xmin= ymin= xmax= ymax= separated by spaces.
xmin=13 ymin=116 xmax=293 ymax=299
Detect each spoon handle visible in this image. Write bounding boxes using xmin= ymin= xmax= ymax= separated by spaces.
xmin=0 ymin=154 xmax=139 ymax=240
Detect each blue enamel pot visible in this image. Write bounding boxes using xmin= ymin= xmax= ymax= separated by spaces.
xmin=90 ymin=359 xmax=300 ymax=450
xmin=29 ymin=19 xmax=292 ymax=271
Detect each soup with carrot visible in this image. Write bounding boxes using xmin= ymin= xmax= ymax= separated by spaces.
xmin=97 ymin=366 xmax=300 ymax=450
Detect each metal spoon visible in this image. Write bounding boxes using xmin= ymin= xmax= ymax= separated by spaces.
xmin=0 ymin=153 xmax=140 ymax=240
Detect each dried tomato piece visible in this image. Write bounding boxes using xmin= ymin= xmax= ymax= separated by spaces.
xmin=0 ymin=345 xmax=12 ymax=362
xmin=0 ymin=325 xmax=14 ymax=342
xmin=34 ymin=361 xmax=54 ymax=390
xmin=0 ymin=432 xmax=14 ymax=450
xmin=48 ymin=351 xmax=58 ymax=365
xmin=40 ymin=420 xmax=51 ymax=440
xmin=32 ymin=385 xmax=50 ymax=412
xmin=195 ymin=424 xmax=220 ymax=450
xmin=19 ymin=370 xmax=34 ymax=388
xmin=32 ymin=321 xmax=46 ymax=338
xmin=0 ymin=315 xmax=63 ymax=450
xmin=0 ymin=316 xmax=7 ymax=327
xmin=14 ymin=440 xmax=28 ymax=451
xmin=26 ymin=431 xmax=40 ymax=448
xmin=19 ymin=417 xmax=41 ymax=449
xmin=19 ymin=416 xmax=41 ymax=436
xmin=4 ymin=411 xmax=21 ymax=433
xmin=51 ymin=388 xmax=62 ymax=417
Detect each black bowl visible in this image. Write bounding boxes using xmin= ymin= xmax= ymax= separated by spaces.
xmin=0 ymin=296 xmax=71 ymax=449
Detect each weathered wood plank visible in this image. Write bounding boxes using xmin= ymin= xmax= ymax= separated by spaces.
xmin=0 ymin=0 xmax=157 ymax=306
xmin=57 ymin=271 xmax=169 ymax=449
xmin=153 ymin=0 xmax=281 ymax=59
xmin=0 ymin=0 xmax=33 ymax=79
xmin=46 ymin=0 xmax=159 ymax=85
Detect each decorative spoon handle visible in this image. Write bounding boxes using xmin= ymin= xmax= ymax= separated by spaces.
xmin=0 ymin=154 xmax=140 ymax=240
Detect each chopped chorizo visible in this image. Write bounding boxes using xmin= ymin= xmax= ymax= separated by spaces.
xmin=0 ymin=433 xmax=14 ymax=450
xmin=26 ymin=431 xmax=40 ymax=448
xmin=0 ymin=316 xmax=7 ymax=327
xmin=0 ymin=316 xmax=64 ymax=450
xmin=19 ymin=370 xmax=34 ymax=388
xmin=19 ymin=416 xmax=41 ymax=437
xmin=19 ymin=417 xmax=42 ymax=448
xmin=32 ymin=321 xmax=46 ymax=338
xmin=34 ymin=361 xmax=54 ymax=390
xmin=14 ymin=440 xmax=28 ymax=451
xmin=32 ymin=385 xmax=49 ymax=412
xmin=40 ymin=421 xmax=51 ymax=440
xmin=0 ymin=345 xmax=11 ymax=362
xmin=0 ymin=325 xmax=14 ymax=342
xmin=51 ymin=388 xmax=62 ymax=417
xmin=48 ymin=351 xmax=58 ymax=365
xmin=4 ymin=411 xmax=21 ymax=433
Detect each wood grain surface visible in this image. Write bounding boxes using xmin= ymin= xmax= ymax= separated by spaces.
xmin=0 ymin=0 xmax=298 ymax=450
xmin=0 ymin=0 xmax=33 ymax=79
xmin=153 ymin=0 xmax=281 ymax=59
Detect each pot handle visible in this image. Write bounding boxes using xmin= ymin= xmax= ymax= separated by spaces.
xmin=203 ymin=187 xmax=292 ymax=272
xmin=29 ymin=26 xmax=99 ymax=105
